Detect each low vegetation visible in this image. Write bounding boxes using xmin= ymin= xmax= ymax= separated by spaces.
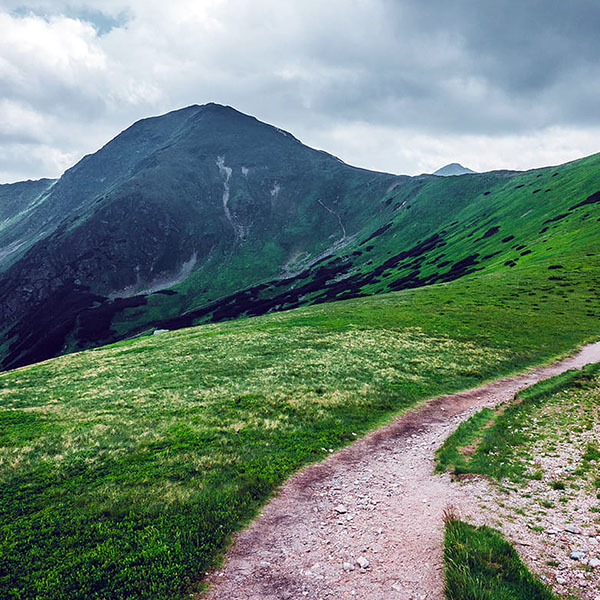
xmin=443 ymin=515 xmax=557 ymax=600
xmin=436 ymin=362 xmax=600 ymax=482
xmin=439 ymin=360 xmax=600 ymax=598
xmin=1 ymin=258 xmax=600 ymax=599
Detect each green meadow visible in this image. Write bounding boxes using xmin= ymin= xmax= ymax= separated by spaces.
xmin=1 ymin=255 xmax=600 ymax=599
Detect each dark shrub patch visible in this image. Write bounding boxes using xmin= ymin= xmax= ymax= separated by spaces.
xmin=478 ymin=226 xmax=500 ymax=240
xmin=543 ymin=213 xmax=569 ymax=225
xmin=569 ymin=190 xmax=600 ymax=211
xmin=359 ymin=222 xmax=393 ymax=246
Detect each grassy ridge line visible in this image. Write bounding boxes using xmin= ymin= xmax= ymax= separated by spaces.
xmin=112 ymin=153 xmax=600 ymax=355
xmin=1 ymin=264 xmax=600 ymax=599
xmin=444 ymin=517 xmax=557 ymax=600
xmin=435 ymin=362 xmax=600 ymax=480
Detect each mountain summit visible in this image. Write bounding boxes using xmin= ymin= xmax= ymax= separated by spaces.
xmin=0 ymin=103 xmax=397 ymax=368
xmin=433 ymin=163 xmax=476 ymax=176
xmin=1 ymin=103 xmax=599 ymax=371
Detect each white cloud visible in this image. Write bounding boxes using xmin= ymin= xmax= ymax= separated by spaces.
xmin=0 ymin=100 xmax=47 ymax=143
xmin=0 ymin=1 xmax=599 ymax=182
xmin=312 ymin=122 xmax=600 ymax=176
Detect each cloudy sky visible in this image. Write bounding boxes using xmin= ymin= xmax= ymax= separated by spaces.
xmin=1 ymin=0 xmax=600 ymax=183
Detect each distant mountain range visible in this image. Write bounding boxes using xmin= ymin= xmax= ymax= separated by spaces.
xmin=433 ymin=163 xmax=476 ymax=176
xmin=1 ymin=103 xmax=599 ymax=370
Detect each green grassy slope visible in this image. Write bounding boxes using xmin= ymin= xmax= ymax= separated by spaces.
xmin=112 ymin=152 xmax=600 ymax=344
xmin=2 ymin=106 xmax=600 ymax=373
xmin=1 ymin=254 xmax=600 ymax=599
xmin=444 ymin=517 xmax=556 ymax=600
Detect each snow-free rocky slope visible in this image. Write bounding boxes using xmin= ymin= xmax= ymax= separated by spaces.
xmin=1 ymin=103 xmax=600 ymax=369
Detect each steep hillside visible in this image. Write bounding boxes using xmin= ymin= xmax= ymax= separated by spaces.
xmin=123 ymin=151 xmax=600 ymax=343
xmin=1 ymin=104 xmax=600 ymax=372
xmin=0 ymin=178 xmax=55 ymax=224
xmin=0 ymin=178 xmax=55 ymax=263
xmin=0 ymin=104 xmax=398 ymax=369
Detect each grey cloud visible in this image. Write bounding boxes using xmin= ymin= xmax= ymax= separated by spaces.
xmin=381 ymin=1 xmax=600 ymax=124
xmin=1 ymin=0 xmax=600 ymax=182
xmin=252 ymin=0 xmax=600 ymax=134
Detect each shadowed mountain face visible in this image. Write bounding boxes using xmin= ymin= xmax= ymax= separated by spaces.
xmin=0 ymin=104 xmax=399 ymax=368
xmin=1 ymin=103 xmax=599 ymax=370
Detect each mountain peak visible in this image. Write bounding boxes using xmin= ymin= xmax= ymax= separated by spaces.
xmin=433 ymin=163 xmax=476 ymax=177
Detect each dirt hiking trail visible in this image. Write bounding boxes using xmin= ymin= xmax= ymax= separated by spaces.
xmin=202 ymin=341 xmax=600 ymax=600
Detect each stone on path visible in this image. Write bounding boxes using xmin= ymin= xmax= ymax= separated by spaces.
xmin=564 ymin=524 xmax=582 ymax=534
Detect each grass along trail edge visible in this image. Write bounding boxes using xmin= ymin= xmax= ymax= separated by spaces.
xmin=201 ymin=340 xmax=600 ymax=600
xmin=442 ymin=360 xmax=600 ymax=598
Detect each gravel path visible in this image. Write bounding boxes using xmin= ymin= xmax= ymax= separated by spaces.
xmin=202 ymin=341 xmax=600 ymax=600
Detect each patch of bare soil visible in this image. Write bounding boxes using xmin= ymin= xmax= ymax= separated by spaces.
xmin=201 ymin=342 xmax=600 ymax=600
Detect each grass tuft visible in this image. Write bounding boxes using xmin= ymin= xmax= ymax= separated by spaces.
xmin=444 ymin=517 xmax=557 ymax=600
